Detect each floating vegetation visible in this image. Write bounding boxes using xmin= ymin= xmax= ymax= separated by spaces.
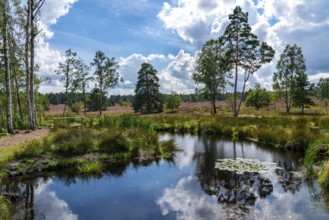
xmin=215 ymin=158 xmax=279 ymax=174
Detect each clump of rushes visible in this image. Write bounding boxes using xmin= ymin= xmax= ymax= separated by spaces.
xmin=305 ymin=135 xmax=329 ymax=175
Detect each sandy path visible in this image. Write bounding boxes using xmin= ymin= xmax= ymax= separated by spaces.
xmin=0 ymin=129 xmax=50 ymax=148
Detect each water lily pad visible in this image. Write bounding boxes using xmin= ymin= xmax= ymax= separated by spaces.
xmin=215 ymin=158 xmax=278 ymax=174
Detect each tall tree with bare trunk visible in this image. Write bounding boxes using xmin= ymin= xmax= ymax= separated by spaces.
xmin=2 ymin=0 xmax=14 ymax=134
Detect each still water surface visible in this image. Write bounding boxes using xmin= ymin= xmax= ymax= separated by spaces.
xmin=1 ymin=134 xmax=329 ymax=220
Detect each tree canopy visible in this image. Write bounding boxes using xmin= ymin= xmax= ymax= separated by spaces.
xmin=166 ymin=92 xmax=181 ymax=113
xmin=223 ymin=6 xmax=275 ymax=117
xmin=273 ymin=44 xmax=309 ymax=113
xmin=245 ymin=84 xmax=271 ymax=110
xmin=133 ymin=63 xmax=163 ymax=114
xmin=91 ymin=51 xmax=120 ymax=115
xmin=193 ymin=38 xmax=230 ymax=115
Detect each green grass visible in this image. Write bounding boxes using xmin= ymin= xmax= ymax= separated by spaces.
xmin=0 ymin=196 xmax=10 ymax=220
xmin=305 ymin=135 xmax=329 ymax=175
xmin=0 ymin=123 xmax=178 ymax=179
xmin=318 ymin=161 xmax=329 ymax=188
xmin=2 ymin=113 xmax=329 ymax=191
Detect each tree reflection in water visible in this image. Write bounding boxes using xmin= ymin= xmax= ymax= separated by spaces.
xmin=1 ymin=135 xmax=328 ymax=220
xmin=194 ymin=138 xmax=306 ymax=219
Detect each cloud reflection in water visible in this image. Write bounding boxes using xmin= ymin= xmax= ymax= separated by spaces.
xmin=156 ymin=175 xmax=225 ymax=220
xmin=34 ymin=179 xmax=78 ymax=220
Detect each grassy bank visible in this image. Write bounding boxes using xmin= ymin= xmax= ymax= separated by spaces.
xmin=0 ymin=115 xmax=178 ymax=179
xmin=141 ymin=114 xmax=329 ymax=185
xmin=145 ymin=115 xmax=327 ymax=151
xmin=1 ymin=114 xmax=329 ymax=189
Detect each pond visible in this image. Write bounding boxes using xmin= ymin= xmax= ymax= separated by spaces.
xmin=1 ymin=134 xmax=329 ymax=220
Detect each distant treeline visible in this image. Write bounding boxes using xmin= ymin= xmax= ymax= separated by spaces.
xmin=47 ymin=92 xmax=234 ymax=106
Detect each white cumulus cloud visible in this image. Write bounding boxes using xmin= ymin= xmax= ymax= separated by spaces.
xmin=36 ymin=0 xmax=78 ymax=93
xmin=158 ymin=0 xmax=329 ymax=90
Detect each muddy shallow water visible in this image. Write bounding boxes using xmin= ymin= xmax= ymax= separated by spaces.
xmin=1 ymin=134 xmax=328 ymax=220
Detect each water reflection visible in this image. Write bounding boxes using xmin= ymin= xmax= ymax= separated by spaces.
xmin=156 ymin=176 xmax=225 ymax=220
xmin=1 ymin=135 xmax=328 ymax=220
xmin=1 ymin=178 xmax=78 ymax=220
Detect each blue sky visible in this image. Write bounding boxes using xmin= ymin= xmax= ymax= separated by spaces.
xmin=49 ymin=0 xmax=190 ymax=58
xmin=37 ymin=0 xmax=329 ymax=95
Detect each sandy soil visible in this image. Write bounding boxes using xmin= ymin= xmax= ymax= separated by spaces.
xmin=0 ymin=129 xmax=49 ymax=148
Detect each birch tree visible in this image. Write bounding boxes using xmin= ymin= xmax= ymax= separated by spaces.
xmin=2 ymin=0 xmax=14 ymax=134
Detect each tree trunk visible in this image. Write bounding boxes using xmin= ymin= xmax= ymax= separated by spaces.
xmin=3 ymin=0 xmax=14 ymax=134
xmin=234 ymin=31 xmax=239 ymax=117
xmin=25 ymin=0 xmax=33 ymax=130
xmin=30 ymin=0 xmax=36 ymax=130
xmin=236 ymin=71 xmax=251 ymax=117
xmin=83 ymin=87 xmax=87 ymax=116
xmin=212 ymin=100 xmax=216 ymax=115
xmin=99 ymin=89 xmax=103 ymax=115
xmin=63 ymin=89 xmax=68 ymax=116
xmin=0 ymin=100 xmax=5 ymax=128
xmin=14 ymin=69 xmax=23 ymax=120
xmin=285 ymin=76 xmax=290 ymax=113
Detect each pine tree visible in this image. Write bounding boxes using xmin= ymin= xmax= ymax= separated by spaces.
xmin=223 ymin=6 xmax=274 ymax=117
xmin=316 ymin=78 xmax=329 ymax=101
xmin=292 ymin=71 xmax=313 ymax=114
xmin=133 ymin=63 xmax=163 ymax=114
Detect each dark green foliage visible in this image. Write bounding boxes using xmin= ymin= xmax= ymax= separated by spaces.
xmin=316 ymin=77 xmax=329 ymax=101
xmin=292 ymin=67 xmax=313 ymax=114
xmin=245 ymin=84 xmax=271 ymax=110
xmin=133 ymin=63 xmax=163 ymax=114
xmin=223 ymin=6 xmax=275 ymax=117
xmin=87 ymin=88 xmax=108 ymax=111
xmin=109 ymin=95 xmax=134 ymax=105
xmin=273 ymin=44 xmax=308 ymax=113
